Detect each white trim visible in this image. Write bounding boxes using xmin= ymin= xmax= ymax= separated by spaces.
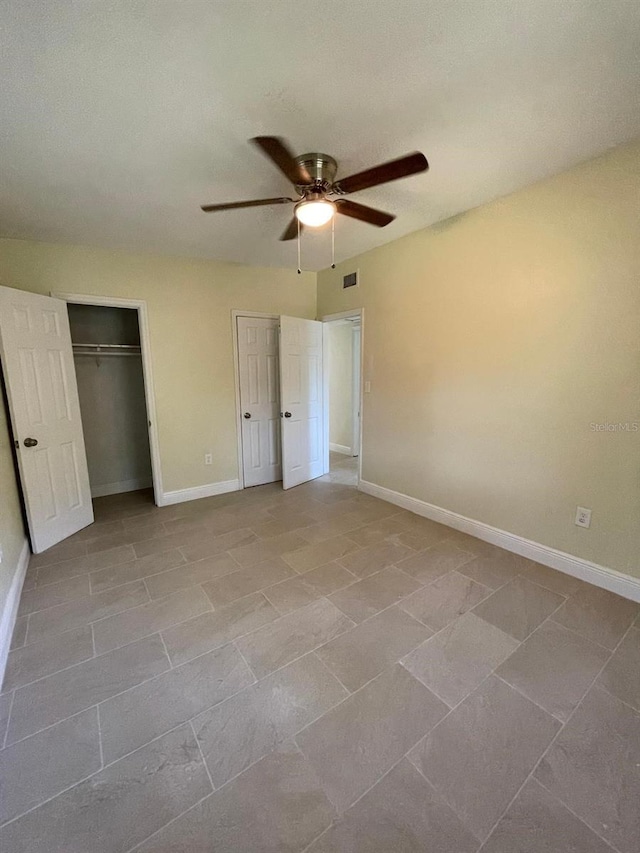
xmin=51 ymin=292 xmax=163 ymax=506
xmin=0 ymin=538 xmax=30 ymax=690
xmin=359 ymin=479 xmax=640 ymax=603
xmin=330 ymin=443 xmax=352 ymax=455
xmin=321 ymin=308 xmax=364 ymax=483
xmin=159 ymin=479 xmax=240 ymax=506
xmin=90 ymin=477 xmax=152 ymax=498
xmin=231 ymin=310 xmax=280 ymax=490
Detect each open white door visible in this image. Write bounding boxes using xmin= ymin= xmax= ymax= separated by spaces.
xmin=0 ymin=286 xmax=93 ymax=552
xmin=279 ymin=315 xmax=324 ymax=490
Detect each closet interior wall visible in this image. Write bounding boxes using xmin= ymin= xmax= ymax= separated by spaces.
xmin=67 ymin=303 xmax=152 ymax=498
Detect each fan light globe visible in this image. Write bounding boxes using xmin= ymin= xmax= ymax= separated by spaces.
xmin=295 ymin=199 xmax=335 ymax=227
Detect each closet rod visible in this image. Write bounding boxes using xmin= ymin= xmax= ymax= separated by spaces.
xmin=73 ymin=351 xmax=141 ymax=358
xmin=72 ymin=343 xmax=141 ymax=350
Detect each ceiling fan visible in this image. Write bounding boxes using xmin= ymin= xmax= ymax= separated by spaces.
xmin=201 ymin=137 xmax=429 ymax=241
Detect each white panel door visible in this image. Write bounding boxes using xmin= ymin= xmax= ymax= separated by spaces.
xmin=0 ymin=286 xmax=93 ymax=552
xmin=280 ymin=315 xmax=324 ymax=490
xmin=237 ymin=316 xmax=282 ymax=487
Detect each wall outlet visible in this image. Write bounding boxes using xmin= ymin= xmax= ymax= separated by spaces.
xmin=204 ymin=453 xmax=213 ymax=466
xmin=364 ymin=380 xmax=371 ymax=393
xmin=575 ymin=506 xmax=592 ymax=528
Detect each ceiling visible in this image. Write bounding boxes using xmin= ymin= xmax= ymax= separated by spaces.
xmin=1 ymin=1 xmax=639 ymax=271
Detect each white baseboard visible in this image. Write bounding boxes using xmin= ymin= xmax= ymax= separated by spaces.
xmin=359 ymin=479 xmax=640 ymax=603
xmin=330 ymin=443 xmax=352 ymax=455
xmin=91 ymin=477 xmax=152 ymax=498
xmin=0 ymin=538 xmax=30 ymax=690
xmin=159 ymin=479 xmax=241 ymax=507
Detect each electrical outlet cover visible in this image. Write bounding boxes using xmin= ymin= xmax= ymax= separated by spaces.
xmin=575 ymin=506 xmax=592 ymax=528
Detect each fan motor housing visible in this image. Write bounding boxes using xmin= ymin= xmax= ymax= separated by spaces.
xmin=296 ymin=153 xmax=337 ymax=191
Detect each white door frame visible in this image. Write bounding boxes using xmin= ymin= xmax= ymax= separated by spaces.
xmin=231 ymin=310 xmax=280 ymax=489
xmin=52 ymin=291 xmax=163 ymax=504
xmin=320 ymin=308 xmax=364 ymax=482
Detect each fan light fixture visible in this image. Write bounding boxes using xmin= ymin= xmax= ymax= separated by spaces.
xmin=295 ymin=198 xmax=335 ymax=227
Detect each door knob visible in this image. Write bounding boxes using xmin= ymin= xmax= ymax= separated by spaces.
xmin=243 ymin=412 xmax=251 ymax=419
xmin=284 ymin=412 xmax=292 ymax=418
xmin=23 ymin=437 xmax=38 ymax=447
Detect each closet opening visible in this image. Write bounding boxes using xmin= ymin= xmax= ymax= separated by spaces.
xmin=67 ymin=302 xmax=155 ymax=503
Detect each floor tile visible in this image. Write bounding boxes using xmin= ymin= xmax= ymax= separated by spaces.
xmin=300 ymin=561 xmax=357 ymax=595
xmin=402 ymin=611 xmax=518 ymax=707
xmin=236 ymin=598 xmax=355 ymax=679
xmin=7 ymin=634 xmax=170 ymax=743
xmin=9 ymin=615 xmax=28 ymax=650
xmin=26 ymin=580 xmax=149 ymax=644
xmin=410 ymin=675 xmax=560 ymax=841
xmin=306 ymin=758 xmax=478 ymax=853
xmin=525 ymin=562 xmax=590 ymax=597
xmin=144 ymin=552 xmax=240 ymax=599
xmin=85 ymin=521 xmax=165 ymax=554
xmin=345 ymin=515 xmax=415 ymax=548
xmin=17 ymin=573 xmax=91 ymax=616
xmin=298 ymin=513 xmax=371 ymax=544
xmin=250 ymin=511 xmax=316 ymax=539
xmin=316 ymin=606 xmax=432 ymax=692
xmin=552 ymin=584 xmax=638 ymax=650
xmin=497 ymin=619 xmax=610 ymax=721
xmin=472 ymin=576 xmax=565 ymax=641
xmin=482 ymin=778 xmax=612 ymax=853
xmin=137 ymin=742 xmax=335 ymax=853
xmin=2 ymin=625 xmax=94 ymax=693
xmin=327 ymin=566 xmax=421 ymax=623
xmin=93 ymin=585 xmax=212 ymax=653
xmin=263 ymin=575 xmax=323 ymax=614
xmin=0 ymin=725 xmax=211 ymax=853
xmin=201 ymin=556 xmax=295 ymax=607
xmin=597 ymin=626 xmax=640 ymax=711
xmin=535 ymin=686 xmax=640 ymax=853
xmin=27 ymin=537 xmax=88 ymax=569
xmin=89 ymin=549 xmax=186 ymax=593
xmin=297 ymin=664 xmax=448 ymax=811
xmin=400 ymin=570 xmax=491 ymax=630
xmin=194 ymin=654 xmax=348 ymax=786
xmin=229 ymin=531 xmax=308 ymax=568
xmin=395 ymin=540 xmax=475 ymax=584
xmin=337 ymin=539 xmax=414 ymax=578
xmin=457 ymin=546 xmax=528 ymax=589
xmin=0 ymin=708 xmax=100 ymax=825
xmin=281 ymin=536 xmax=360 ymax=574
xmin=162 ymin=592 xmax=279 ymax=666
xmin=180 ymin=527 xmax=258 ymax=562
xmin=33 ymin=545 xmax=135 ymax=586
xmin=100 ymin=642 xmax=254 ymax=763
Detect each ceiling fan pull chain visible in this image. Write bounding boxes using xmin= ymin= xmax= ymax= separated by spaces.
xmin=297 ymin=217 xmax=302 ymax=274
xmin=331 ymin=215 xmax=336 ymax=269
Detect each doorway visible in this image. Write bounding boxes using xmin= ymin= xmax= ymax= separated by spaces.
xmin=67 ymin=303 xmax=153 ymax=499
xmin=322 ymin=310 xmax=363 ymax=487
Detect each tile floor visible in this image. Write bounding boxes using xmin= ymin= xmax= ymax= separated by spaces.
xmin=1 ymin=457 xmax=638 ymax=852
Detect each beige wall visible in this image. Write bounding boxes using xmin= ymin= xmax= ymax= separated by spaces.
xmin=0 ymin=240 xmax=316 ymax=498
xmin=328 ymin=322 xmax=354 ymax=451
xmin=318 ymin=141 xmax=640 ymax=578
xmin=0 ymin=390 xmax=26 ymax=613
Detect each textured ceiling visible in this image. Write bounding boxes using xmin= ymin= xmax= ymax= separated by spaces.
xmin=1 ymin=1 xmax=639 ymax=270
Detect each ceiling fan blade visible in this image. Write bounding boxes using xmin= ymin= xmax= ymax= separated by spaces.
xmin=335 ymin=199 xmax=395 ymax=227
xmin=200 ymin=197 xmax=293 ymax=212
xmin=280 ymin=217 xmax=303 ymax=241
xmin=251 ymin=136 xmax=312 ymax=185
xmin=333 ymin=151 xmax=428 ymax=195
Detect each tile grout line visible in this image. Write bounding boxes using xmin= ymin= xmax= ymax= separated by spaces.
xmin=474 ymin=618 xmax=637 ymax=851
xmin=231 ymin=641 xmax=258 ymax=682
xmin=1 ymin=690 xmax=16 ymax=750
xmin=189 ymin=719 xmax=216 ymax=793
xmin=95 ymin=703 xmax=104 ymax=769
